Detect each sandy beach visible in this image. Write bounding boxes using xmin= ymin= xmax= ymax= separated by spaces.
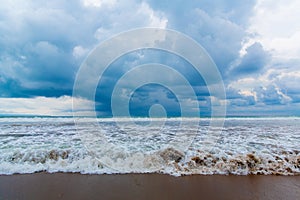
xmin=0 ymin=173 xmax=299 ymax=200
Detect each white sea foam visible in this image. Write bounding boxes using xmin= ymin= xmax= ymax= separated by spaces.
xmin=0 ymin=117 xmax=299 ymax=176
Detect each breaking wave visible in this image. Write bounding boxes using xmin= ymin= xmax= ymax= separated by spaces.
xmin=0 ymin=117 xmax=299 ymax=176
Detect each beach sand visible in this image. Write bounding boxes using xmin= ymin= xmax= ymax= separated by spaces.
xmin=0 ymin=173 xmax=299 ymax=200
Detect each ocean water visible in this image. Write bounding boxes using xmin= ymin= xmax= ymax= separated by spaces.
xmin=0 ymin=117 xmax=299 ymax=176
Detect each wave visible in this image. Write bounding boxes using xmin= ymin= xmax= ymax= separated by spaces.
xmin=1 ymin=148 xmax=299 ymax=176
xmin=1 ymin=117 xmax=299 ymax=176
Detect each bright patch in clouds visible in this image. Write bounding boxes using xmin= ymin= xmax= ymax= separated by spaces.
xmin=228 ymin=69 xmax=299 ymax=107
xmin=248 ymin=0 xmax=300 ymax=59
xmin=82 ymin=0 xmax=117 ymax=8
xmin=72 ymin=45 xmax=89 ymax=59
xmin=138 ymin=2 xmax=168 ymax=28
xmin=0 ymin=96 xmax=94 ymax=116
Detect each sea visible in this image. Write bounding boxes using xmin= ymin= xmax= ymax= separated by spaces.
xmin=0 ymin=117 xmax=299 ymax=176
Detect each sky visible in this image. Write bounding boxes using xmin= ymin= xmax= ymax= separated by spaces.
xmin=0 ymin=0 xmax=299 ymax=116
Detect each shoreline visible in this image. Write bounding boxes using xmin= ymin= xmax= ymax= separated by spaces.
xmin=1 ymin=173 xmax=299 ymax=200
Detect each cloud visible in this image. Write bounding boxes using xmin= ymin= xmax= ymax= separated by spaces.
xmin=248 ymin=0 xmax=300 ymax=60
xmin=93 ymin=50 xmax=208 ymax=116
xmin=146 ymin=0 xmax=258 ymax=77
xmin=0 ymin=96 xmax=94 ymax=116
xmin=0 ymin=0 xmax=167 ymax=98
xmin=256 ymin=85 xmax=292 ymax=105
xmin=229 ymin=42 xmax=270 ymax=76
xmin=0 ymin=0 xmax=299 ymax=116
xmin=226 ymin=68 xmax=300 ymax=112
xmin=82 ymin=0 xmax=117 ymax=8
xmin=129 ymin=84 xmax=181 ymax=117
xmin=72 ymin=45 xmax=90 ymax=59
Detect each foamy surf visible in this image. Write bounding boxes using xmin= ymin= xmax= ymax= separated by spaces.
xmin=0 ymin=117 xmax=299 ymax=176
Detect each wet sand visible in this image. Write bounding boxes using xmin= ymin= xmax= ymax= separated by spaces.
xmin=0 ymin=173 xmax=299 ymax=200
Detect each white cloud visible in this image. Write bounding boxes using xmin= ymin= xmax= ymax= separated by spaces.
xmin=137 ymin=2 xmax=168 ymax=28
xmin=82 ymin=0 xmax=116 ymax=8
xmin=0 ymin=96 xmax=94 ymax=116
xmin=248 ymin=0 xmax=300 ymax=59
xmin=73 ymin=45 xmax=89 ymax=59
xmin=228 ymin=69 xmax=299 ymax=106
